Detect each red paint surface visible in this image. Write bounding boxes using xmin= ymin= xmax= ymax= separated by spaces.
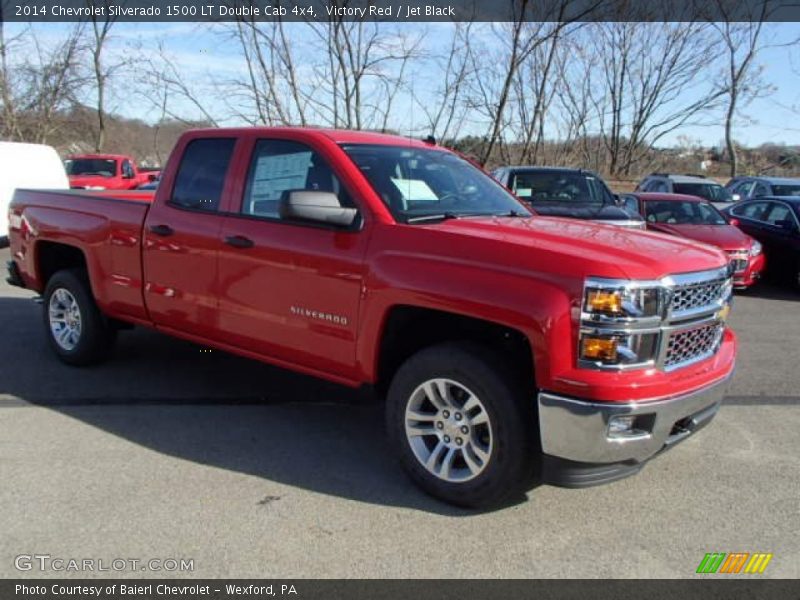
xmin=9 ymin=128 xmax=736 ymax=400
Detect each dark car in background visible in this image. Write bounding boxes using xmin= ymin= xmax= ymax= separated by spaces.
xmin=636 ymin=173 xmax=734 ymax=206
xmin=622 ymin=192 xmax=765 ymax=289
xmin=725 ymin=176 xmax=800 ymax=202
xmin=722 ymin=197 xmax=800 ymax=290
xmin=491 ymin=166 xmax=644 ymax=228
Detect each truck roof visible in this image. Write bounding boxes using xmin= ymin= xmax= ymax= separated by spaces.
xmin=67 ymin=153 xmax=128 ymax=160
xmin=629 ymin=192 xmax=709 ymax=203
xmin=186 ymin=127 xmax=436 ymax=148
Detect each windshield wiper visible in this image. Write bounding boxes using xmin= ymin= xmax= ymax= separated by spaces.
xmin=405 ymin=212 xmax=499 ymax=224
xmin=493 ymin=209 xmax=530 ymax=218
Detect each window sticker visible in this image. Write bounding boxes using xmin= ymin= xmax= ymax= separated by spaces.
xmin=251 ymin=151 xmax=312 ymax=202
xmin=390 ymin=177 xmax=438 ymax=201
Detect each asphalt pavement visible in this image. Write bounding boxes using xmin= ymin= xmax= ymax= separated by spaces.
xmin=1 ymin=248 xmax=798 ymax=578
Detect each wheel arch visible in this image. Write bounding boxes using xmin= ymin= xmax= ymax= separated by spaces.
xmin=373 ymin=305 xmax=537 ymax=397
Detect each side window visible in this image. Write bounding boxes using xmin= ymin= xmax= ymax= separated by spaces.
xmin=241 ymin=139 xmax=353 ymax=219
xmin=733 ymin=201 xmax=768 ymax=222
xmin=735 ymin=181 xmax=754 ymax=197
xmin=764 ymin=202 xmax=793 ymax=226
xmin=122 ymin=160 xmax=134 ymax=178
xmin=170 ymin=138 xmax=236 ymax=212
xmin=490 ymin=169 xmax=505 ymax=183
xmin=753 ymin=182 xmax=769 ymax=197
xmin=620 ymin=194 xmax=640 ymax=214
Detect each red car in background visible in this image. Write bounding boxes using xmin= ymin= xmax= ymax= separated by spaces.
xmin=622 ymin=192 xmax=765 ymax=288
xmin=65 ymin=154 xmax=159 ymax=190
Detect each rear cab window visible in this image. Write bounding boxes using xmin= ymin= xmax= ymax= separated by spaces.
xmin=170 ymin=138 xmax=236 ymax=212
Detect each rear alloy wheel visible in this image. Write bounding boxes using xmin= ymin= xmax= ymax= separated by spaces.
xmin=43 ymin=269 xmax=116 ymax=365
xmin=49 ymin=288 xmax=83 ymax=351
xmin=387 ymin=342 xmax=535 ymax=508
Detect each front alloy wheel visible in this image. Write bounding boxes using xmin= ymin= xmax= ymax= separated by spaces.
xmin=405 ymin=378 xmax=493 ymax=482
xmin=386 ymin=342 xmax=535 ymax=508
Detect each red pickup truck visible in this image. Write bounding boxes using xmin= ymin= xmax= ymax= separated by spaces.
xmin=7 ymin=128 xmax=737 ymax=507
xmin=65 ymin=153 xmax=159 ymax=190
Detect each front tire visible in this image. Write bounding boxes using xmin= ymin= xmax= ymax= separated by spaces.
xmin=386 ymin=342 xmax=535 ymax=508
xmin=43 ymin=269 xmax=116 ymax=366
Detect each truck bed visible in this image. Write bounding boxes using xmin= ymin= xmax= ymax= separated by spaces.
xmin=9 ymin=188 xmax=153 ymax=323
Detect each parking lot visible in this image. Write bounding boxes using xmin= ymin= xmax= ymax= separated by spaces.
xmin=1 ymin=247 xmax=798 ymax=579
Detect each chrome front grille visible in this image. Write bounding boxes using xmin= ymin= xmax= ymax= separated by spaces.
xmin=578 ymin=266 xmax=732 ymax=373
xmin=670 ymin=278 xmax=728 ymax=314
xmin=665 ymin=322 xmax=724 ymax=369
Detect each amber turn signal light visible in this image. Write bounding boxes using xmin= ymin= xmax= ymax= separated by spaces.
xmin=581 ymin=337 xmax=618 ymax=362
xmin=586 ymin=290 xmax=623 ymax=314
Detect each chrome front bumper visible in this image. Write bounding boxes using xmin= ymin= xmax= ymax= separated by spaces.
xmin=538 ymin=374 xmax=730 ymax=466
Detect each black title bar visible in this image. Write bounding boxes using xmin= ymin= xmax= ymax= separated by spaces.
xmin=3 ymin=0 xmax=800 ymax=22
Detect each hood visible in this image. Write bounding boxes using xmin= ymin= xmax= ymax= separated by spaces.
xmin=427 ymin=215 xmax=728 ymax=281
xmin=68 ymin=174 xmax=114 ymax=188
xmin=648 ymin=223 xmax=752 ymax=251
xmin=529 ymin=203 xmax=639 ymax=222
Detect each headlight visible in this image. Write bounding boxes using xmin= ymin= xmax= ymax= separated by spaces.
xmin=582 ymin=279 xmax=661 ymax=319
xmin=579 ymin=278 xmax=663 ymax=369
xmin=749 ymin=240 xmax=762 ymax=257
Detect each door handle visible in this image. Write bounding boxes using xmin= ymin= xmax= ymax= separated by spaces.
xmin=224 ymin=235 xmax=254 ymax=249
xmin=149 ymin=224 xmax=174 ymax=237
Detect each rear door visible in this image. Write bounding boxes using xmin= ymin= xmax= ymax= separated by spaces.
xmin=761 ymin=201 xmax=800 ymax=273
xmin=142 ymin=136 xmax=237 ymax=339
xmin=215 ymin=135 xmax=369 ymax=380
xmin=730 ymin=201 xmax=770 ymax=240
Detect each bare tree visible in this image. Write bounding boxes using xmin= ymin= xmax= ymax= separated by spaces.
xmin=711 ymin=1 xmax=780 ymax=177
xmin=414 ymin=22 xmax=476 ymax=142
xmin=139 ymin=41 xmax=219 ymax=127
xmin=513 ymin=21 xmax=581 ymax=164
xmin=86 ymin=2 xmax=122 ymax=152
xmin=469 ymin=0 xmax=599 ymax=166
xmin=578 ymin=22 xmax=723 ymax=176
xmin=0 ymin=23 xmax=87 ymax=143
xmin=307 ymin=19 xmax=422 ymax=130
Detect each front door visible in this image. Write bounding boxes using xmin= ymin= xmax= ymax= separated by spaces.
xmin=216 ymin=137 xmax=369 ymax=380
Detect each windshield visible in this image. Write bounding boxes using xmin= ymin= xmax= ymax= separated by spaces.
xmin=340 ymin=144 xmax=528 ymax=222
xmin=645 ymin=200 xmax=727 ymax=225
xmin=64 ymin=158 xmax=117 ymax=177
xmin=672 ymin=182 xmax=731 ymax=202
xmin=511 ymin=171 xmax=614 ymax=206
xmin=509 ymin=170 xmax=613 ymax=206
xmin=772 ymin=184 xmax=800 ymax=197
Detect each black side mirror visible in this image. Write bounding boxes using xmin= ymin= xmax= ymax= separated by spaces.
xmin=280 ymin=191 xmax=358 ymax=227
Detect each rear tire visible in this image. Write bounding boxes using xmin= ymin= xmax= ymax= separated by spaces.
xmin=386 ymin=342 xmax=536 ymax=508
xmin=43 ymin=269 xmax=116 ymax=366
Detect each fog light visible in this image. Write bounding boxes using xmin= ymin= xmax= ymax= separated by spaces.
xmin=608 ymin=415 xmax=636 ymax=434
xmin=607 ymin=415 xmax=651 ymax=439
